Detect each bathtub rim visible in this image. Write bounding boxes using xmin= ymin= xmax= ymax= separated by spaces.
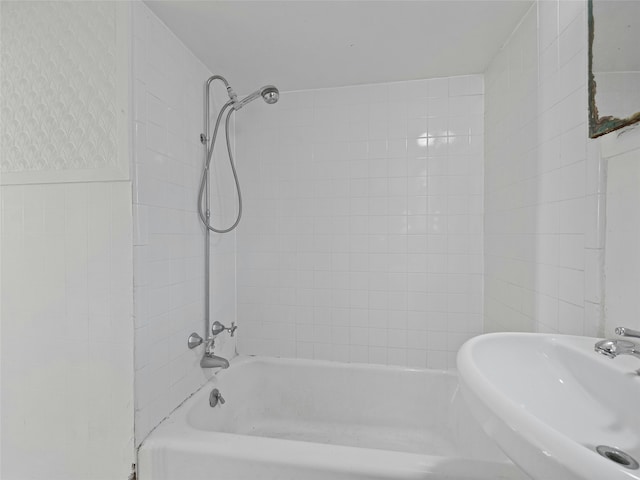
xmin=223 ymin=354 xmax=456 ymax=375
xmin=163 ymin=354 xmax=458 ymax=428
xmin=137 ymin=355 xmax=522 ymax=479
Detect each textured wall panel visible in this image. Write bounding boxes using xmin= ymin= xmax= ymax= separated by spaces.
xmin=0 ymin=1 xmax=126 ymax=182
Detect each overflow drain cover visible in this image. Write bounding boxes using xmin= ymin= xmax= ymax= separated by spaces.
xmin=596 ymin=445 xmax=639 ymax=470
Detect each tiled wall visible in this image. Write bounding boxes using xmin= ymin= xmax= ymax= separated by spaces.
xmin=484 ymin=0 xmax=605 ymax=336
xmin=235 ymin=76 xmax=484 ymax=369
xmin=1 ymin=184 xmax=134 ymax=480
xmin=0 ymin=3 xmax=134 ymax=478
xmin=602 ymin=127 xmax=640 ymax=335
xmin=131 ymin=2 xmax=237 ymax=445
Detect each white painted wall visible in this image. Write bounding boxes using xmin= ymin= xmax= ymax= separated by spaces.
xmin=0 ymin=2 xmax=134 ymax=479
xmin=235 ymin=76 xmax=484 ymax=369
xmin=131 ymin=2 xmax=237 ymax=445
xmin=594 ymin=72 xmax=640 ymax=121
xmin=602 ymin=126 xmax=640 ymax=335
xmin=591 ymin=0 xmax=640 ymax=122
xmin=484 ymin=0 xmax=605 ymax=336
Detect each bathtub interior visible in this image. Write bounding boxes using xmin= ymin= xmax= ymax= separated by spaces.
xmin=184 ymin=357 xmax=507 ymax=461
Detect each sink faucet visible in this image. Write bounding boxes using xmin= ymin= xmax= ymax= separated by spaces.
xmin=187 ymin=321 xmax=238 ymax=369
xmin=595 ymin=326 xmax=640 ymax=360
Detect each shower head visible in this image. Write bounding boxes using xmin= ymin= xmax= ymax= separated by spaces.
xmin=234 ymin=85 xmax=279 ymax=110
xmin=261 ymin=86 xmax=279 ymax=104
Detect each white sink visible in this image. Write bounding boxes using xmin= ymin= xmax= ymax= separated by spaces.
xmin=457 ymin=333 xmax=640 ymax=480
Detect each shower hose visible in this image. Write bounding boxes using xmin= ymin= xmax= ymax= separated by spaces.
xmin=197 ymin=99 xmax=242 ymax=234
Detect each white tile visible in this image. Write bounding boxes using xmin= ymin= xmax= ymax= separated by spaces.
xmin=448 ymin=75 xmax=483 ymax=97
xmin=558 ymin=9 xmax=585 ymax=65
xmin=129 ymin=3 xmax=227 ymax=448
xmin=226 ymin=73 xmax=484 ymax=398
xmin=427 ymin=78 xmax=449 ymax=98
xmin=584 ymin=248 xmax=603 ymax=304
xmin=558 ymin=234 xmax=584 ymax=270
xmin=585 ymin=194 xmax=606 ymax=249
xmin=405 ymin=79 xmax=430 ymax=99
xmin=483 ymin=0 xmax=603 ymax=339
xmin=558 ymin=267 xmax=584 ymax=306
xmin=558 ymin=301 xmax=584 ymax=335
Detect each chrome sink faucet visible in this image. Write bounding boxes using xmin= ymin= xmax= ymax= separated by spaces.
xmin=187 ymin=321 xmax=238 ymax=369
xmin=595 ymin=327 xmax=640 ymax=360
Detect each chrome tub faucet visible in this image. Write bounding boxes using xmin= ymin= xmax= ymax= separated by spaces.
xmin=200 ymin=337 xmax=230 ymax=369
xmin=187 ymin=321 xmax=238 ymax=369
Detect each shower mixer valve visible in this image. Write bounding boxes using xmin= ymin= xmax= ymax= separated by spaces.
xmin=211 ymin=321 xmax=237 ymax=337
xmin=187 ymin=321 xmax=238 ymax=351
xmin=197 ymin=321 xmax=237 ymax=369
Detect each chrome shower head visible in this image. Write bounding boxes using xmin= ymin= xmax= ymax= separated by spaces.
xmin=234 ymin=85 xmax=279 ymax=110
xmin=261 ymin=85 xmax=279 ymax=104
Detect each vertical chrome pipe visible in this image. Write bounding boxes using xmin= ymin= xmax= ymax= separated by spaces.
xmin=203 ymin=76 xmax=227 ymax=340
xmin=200 ymin=75 xmax=277 ymax=346
xmin=203 ymin=80 xmax=211 ymax=341
xmin=202 ymin=75 xmax=234 ymax=341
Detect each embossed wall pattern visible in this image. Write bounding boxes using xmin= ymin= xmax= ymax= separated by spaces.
xmin=1 ymin=1 xmax=118 ymax=173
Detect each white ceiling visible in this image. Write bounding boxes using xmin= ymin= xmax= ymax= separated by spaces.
xmin=145 ymin=0 xmax=533 ymax=94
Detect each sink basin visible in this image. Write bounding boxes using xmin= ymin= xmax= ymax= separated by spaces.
xmin=457 ymin=332 xmax=640 ymax=480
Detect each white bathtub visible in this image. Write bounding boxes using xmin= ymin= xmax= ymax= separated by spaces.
xmin=138 ymin=356 xmax=526 ymax=480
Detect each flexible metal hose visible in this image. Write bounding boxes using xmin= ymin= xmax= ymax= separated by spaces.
xmin=197 ymin=100 xmax=243 ymax=233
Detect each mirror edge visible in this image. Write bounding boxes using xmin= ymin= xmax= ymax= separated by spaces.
xmin=588 ymin=0 xmax=640 ymax=139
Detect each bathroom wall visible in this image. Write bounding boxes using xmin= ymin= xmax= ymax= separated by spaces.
xmin=1 ymin=2 xmax=134 ymax=479
xmin=484 ymin=0 xmax=605 ymax=336
xmin=235 ymin=76 xmax=484 ymax=369
xmin=602 ymin=126 xmax=640 ymax=335
xmin=131 ymin=2 xmax=236 ymax=445
xmin=594 ymin=72 xmax=640 ymax=120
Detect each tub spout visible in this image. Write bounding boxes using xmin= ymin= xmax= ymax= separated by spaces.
xmin=199 ymin=333 xmax=230 ymax=369
xmin=200 ymin=353 xmax=229 ymax=369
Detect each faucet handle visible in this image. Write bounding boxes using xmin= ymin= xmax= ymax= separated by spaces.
xmin=187 ymin=332 xmax=204 ymax=349
xmin=228 ymin=322 xmax=238 ymax=337
xmin=211 ymin=320 xmax=238 ymax=337
xmin=209 ymin=388 xmax=225 ymax=407
xmin=211 ymin=321 xmax=226 ymax=336
xmin=615 ymin=327 xmax=640 ymax=338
